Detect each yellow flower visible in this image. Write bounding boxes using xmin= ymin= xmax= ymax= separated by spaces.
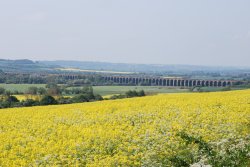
xmin=0 ymin=89 xmax=249 ymax=166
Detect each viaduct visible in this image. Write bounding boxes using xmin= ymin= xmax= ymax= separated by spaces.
xmin=103 ymin=76 xmax=234 ymax=87
xmin=3 ymin=72 xmax=235 ymax=87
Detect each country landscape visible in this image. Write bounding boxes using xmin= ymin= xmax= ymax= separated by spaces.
xmin=0 ymin=1 xmax=250 ymax=166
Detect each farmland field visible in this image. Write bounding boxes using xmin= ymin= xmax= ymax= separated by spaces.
xmin=92 ymin=86 xmax=189 ymax=96
xmin=0 ymin=84 xmax=46 ymax=92
xmin=0 ymin=84 xmax=189 ymax=96
xmin=0 ymin=90 xmax=249 ymax=166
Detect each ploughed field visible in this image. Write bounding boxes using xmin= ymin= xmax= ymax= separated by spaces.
xmin=0 ymin=90 xmax=249 ymax=166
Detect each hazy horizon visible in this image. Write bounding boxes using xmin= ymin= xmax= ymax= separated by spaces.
xmin=2 ymin=58 xmax=248 ymax=68
xmin=0 ymin=0 xmax=250 ymax=66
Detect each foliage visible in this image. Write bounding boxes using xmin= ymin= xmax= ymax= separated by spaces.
xmin=0 ymin=87 xmax=5 ymax=95
xmin=94 ymin=94 xmax=104 ymax=101
xmin=6 ymin=95 xmax=19 ymax=103
xmin=26 ymin=86 xmax=38 ymax=95
xmin=71 ymin=94 xmax=89 ymax=103
xmin=125 ymin=90 xmax=139 ymax=97
xmin=0 ymin=95 xmax=20 ymax=108
xmin=111 ymin=90 xmax=145 ymax=99
xmin=64 ymin=86 xmax=94 ymax=95
xmin=40 ymin=95 xmax=58 ymax=105
xmin=46 ymin=83 xmax=61 ymax=96
xmin=109 ymin=94 xmax=126 ymax=99
xmin=57 ymin=97 xmax=72 ymax=104
xmin=37 ymin=87 xmax=47 ymax=95
xmin=0 ymin=85 xmax=105 ymax=108
xmin=21 ymin=99 xmax=39 ymax=107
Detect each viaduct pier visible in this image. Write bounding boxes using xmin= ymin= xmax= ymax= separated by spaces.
xmin=103 ymin=76 xmax=234 ymax=87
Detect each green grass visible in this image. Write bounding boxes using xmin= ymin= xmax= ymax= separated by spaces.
xmin=0 ymin=84 xmax=46 ymax=92
xmin=199 ymin=86 xmax=247 ymax=92
xmin=92 ymin=86 xmax=189 ymax=96
xmin=0 ymin=84 xmax=189 ymax=96
xmin=198 ymin=87 xmax=225 ymax=92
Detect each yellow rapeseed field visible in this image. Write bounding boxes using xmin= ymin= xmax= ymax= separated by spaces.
xmin=14 ymin=95 xmax=41 ymax=101
xmin=13 ymin=95 xmax=66 ymax=101
xmin=0 ymin=90 xmax=249 ymax=166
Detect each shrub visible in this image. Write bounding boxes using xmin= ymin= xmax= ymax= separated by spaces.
xmin=110 ymin=94 xmax=126 ymax=100
xmin=71 ymin=94 xmax=89 ymax=103
xmin=22 ymin=99 xmax=38 ymax=107
xmin=6 ymin=96 xmax=19 ymax=103
xmin=0 ymin=87 xmax=5 ymax=95
xmin=40 ymin=95 xmax=58 ymax=105
xmin=26 ymin=87 xmax=38 ymax=95
xmin=138 ymin=90 xmax=145 ymax=96
xmin=57 ymin=97 xmax=72 ymax=104
xmin=126 ymin=90 xmax=138 ymax=98
xmin=94 ymin=94 xmax=103 ymax=101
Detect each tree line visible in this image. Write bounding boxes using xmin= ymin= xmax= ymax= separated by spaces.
xmin=0 ymin=72 xmax=104 ymax=85
xmin=109 ymin=90 xmax=145 ymax=100
xmin=0 ymin=84 xmax=146 ymax=109
xmin=0 ymin=84 xmax=103 ymax=108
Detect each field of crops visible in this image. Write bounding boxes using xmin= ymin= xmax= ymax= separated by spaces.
xmin=0 ymin=90 xmax=249 ymax=166
xmin=0 ymin=84 xmax=189 ymax=96
xmin=92 ymin=86 xmax=189 ymax=96
xmin=0 ymin=84 xmax=46 ymax=92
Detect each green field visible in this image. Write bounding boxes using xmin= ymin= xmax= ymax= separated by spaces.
xmin=0 ymin=84 xmax=189 ymax=95
xmin=198 ymin=86 xmax=246 ymax=92
xmin=2 ymin=84 xmax=248 ymax=97
xmin=92 ymin=86 xmax=189 ymax=96
xmin=0 ymin=84 xmax=189 ymax=96
xmin=0 ymin=84 xmax=46 ymax=92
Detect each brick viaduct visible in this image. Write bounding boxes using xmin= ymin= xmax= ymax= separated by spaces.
xmin=5 ymin=72 xmax=234 ymax=87
xmin=103 ymin=76 xmax=234 ymax=87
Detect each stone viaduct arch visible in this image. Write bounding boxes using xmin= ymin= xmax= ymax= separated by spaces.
xmin=103 ymin=76 xmax=234 ymax=87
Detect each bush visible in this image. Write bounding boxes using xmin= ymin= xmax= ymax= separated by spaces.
xmin=46 ymin=83 xmax=61 ymax=96
xmin=71 ymin=94 xmax=89 ymax=103
xmin=138 ymin=90 xmax=145 ymax=96
xmin=71 ymin=92 xmax=101 ymax=103
xmin=6 ymin=96 xmax=19 ymax=103
xmin=37 ymin=87 xmax=47 ymax=95
xmin=40 ymin=95 xmax=58 ymax=105
xmin=57 ymin=97 xmax=72 ymax=104
xmin=110 ymin=94 xmax=126 ymax=100
xmin=0 ymin=101 xmax=11 ymax=108
xmin=0 ymin=95 xmax=19 ymax=108
xmin=125 ymin=90 xmax=146 ymax=98
xmin=22 ymin=99 xmax=38 ymax=107
xmin=26 ymin=87 xmax=38 ymax=95
xmin=0 ymin=87 xmax=5 ymax=95
xmin=126 ymin=90 xmax=138 ymax=98
xmin=94 ymin=94 xmax=103 ymax=101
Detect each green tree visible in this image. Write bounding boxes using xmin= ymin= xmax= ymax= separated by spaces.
xmin=95 ymin=94 xmax=103 ymax=101
xmin=138 ymin=90 xmax=145 ymax=96
xmin=22 ymin=99 xmax=38 ymax=107
xmin=26 ymin=87 xmax=38 ymax=95
xmin=6 ymin=96 xmax=19 ymax=103
xmin=0 ymin=87 xmax=5 ymax=95
xmin=71 ymin=94 xmax=89 ymax=103
xmin=126 ymin=90 xmax=138 ymax=98
xmin=40 ymin=95 xmax=58 ymax=105
xmin=37 ymin=87 xmax=47 ymax=95
xmin=46 ymin=83 xmax=61 ymax=96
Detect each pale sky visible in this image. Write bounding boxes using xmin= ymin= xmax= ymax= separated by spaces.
xmin=0 ymin=0 xmax=249 ymax=66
